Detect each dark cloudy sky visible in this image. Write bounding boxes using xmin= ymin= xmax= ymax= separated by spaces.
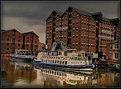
xmin=1 ymin=1 xmax=120 ymax=43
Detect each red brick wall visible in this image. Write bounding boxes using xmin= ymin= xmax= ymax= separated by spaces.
xmin=46 ymin=8 xmax=117 ymax=54
xmin=55 ymin=15 xmax=61 ymax=42
xmin=116 ymin=27 xmax=120 ymax=40
xmin=2 ymin=30 xmax=39 ymax=54
xmin=98 ymin=21 xmax=114 ymax=53
xmin=15 ymin=31 xmax=23 ymax=50
xmin=46 ymin=15 xmax=53 ymax=50
xmin=71 ymin=11 xmax=80 ymax=49
xmin=2 ymin=30 xmax=23 ymax=54
xmin=61 ymin=11 xmax=68 ymax=47
xmin=24 ymin=33 xmax=39 ymax=51
xmin=79 ymin=15 xmax=96 ymax=53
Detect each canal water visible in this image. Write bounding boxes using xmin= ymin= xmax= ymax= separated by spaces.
xmin=1 ymin=56 xmax=120 ymax=88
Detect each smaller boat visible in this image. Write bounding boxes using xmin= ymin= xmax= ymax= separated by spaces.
xmin=10 ymin=49 xmax=37 ymax=62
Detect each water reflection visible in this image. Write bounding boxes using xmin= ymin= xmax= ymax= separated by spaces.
xmin=2 ymin=56 xmax=120 ymax=88
xmin=2 ymin=61 xmax=37 ymax=87
xmin=41 ymin=67 xmax=94 ymax=87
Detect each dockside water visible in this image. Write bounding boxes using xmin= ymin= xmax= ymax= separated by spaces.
xmin=1 ymin=55 xmax=120 ymax=88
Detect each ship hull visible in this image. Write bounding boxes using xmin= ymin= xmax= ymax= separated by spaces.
xmin=10 ymin=56 xmax=33 ymax=62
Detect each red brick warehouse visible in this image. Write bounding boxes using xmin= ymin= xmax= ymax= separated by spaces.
xmin=22 ymin=31 xmax=39 ymax=52
xmin=1 ymin=29 xmax=39 ymax=54
xmin=46 ymin=7 xmax=119 ymax=55
xmin=1 ymin=29 xmax=23 ymax=54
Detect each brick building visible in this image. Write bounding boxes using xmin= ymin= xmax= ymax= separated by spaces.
xmin=1 ymin=29 xmax=23 ymax=54
xmin=46 ymin=7 xmax=119 ymax=55
xmin=46 ymin=11 xmax=63 ymax=50
xmin=110 ymin=18 xmax=120 ymax=41
xmin=1 ymin=30 xmax=39 ymax=54
xmin=94 ymin=15 xmax=115 ymax=53
xmin=22 ymin=31 xmax=39 ymax=51
xmin=106 ymin=39 xmax=120 ymax=62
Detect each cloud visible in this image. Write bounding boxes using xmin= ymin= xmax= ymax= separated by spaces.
xmin=1 ymin=1 xmax=119 ymax=44
xmin=2 ymin=1 xmax=119 ymax=19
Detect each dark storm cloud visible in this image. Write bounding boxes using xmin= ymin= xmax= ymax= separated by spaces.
xmin=22 ymin=19 xmax=43 ymax=25
xmin=2 ymin=1 xmax=120 ymax=21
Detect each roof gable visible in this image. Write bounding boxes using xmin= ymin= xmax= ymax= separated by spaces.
xmin=3 ymin=29 xmax=21 ymax=34
xmin=61 ymin=7 xmax=92 ymax=17
xmin=46 ymin=10 xmax=63 ymax=21
xmin=45 ymin=6 xmax=119 ymax=25
xmin=22 ymin=31 xmax=39 ymax=37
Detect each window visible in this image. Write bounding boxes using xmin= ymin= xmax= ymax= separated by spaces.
xmin=63 ymin=61 xmax=65 ymax=64
xmin=68 ymin=39 xmax=71 ymax=44
xmin=115 ymin=53 xmax=119 ymax=58
xmin=115 ymin=44 xmax=119 ymax=49
xmin=64 ymin=51 xmax=67 ymax=56
xmin=65 ymin=61 xmax=67 ymax=64
xmin=58 ymin=61 xmax=60 ymax=63
xmin=54 ymin=61 xmax=56 ymax=63
xmin=59 ymin=52 xmax=62 ymax=55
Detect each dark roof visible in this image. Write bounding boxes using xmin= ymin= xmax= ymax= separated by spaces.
xmin=70 ymin=6 xmax=92 ymax=16
xmin=92 ymin=12 xmax=100 ymax=14
xmin=61 ymin=6 xmax=93 ymax=17
xmin=1 ymin=30 xmax=5 ymax=32
xmin=46 ymin=10 xmax=63 ymax=21
xmin=22 ymin=31 xmax=39 ymax=37
xmin=2 ymin=29 xmax=21 ymax=34
xmin=54 ymin=10 xmax=63 ymax=16
xmin=4 ymin=29 xmax=16 ymax=32
xmin=46 ymin=6 xmax=119 ymax=24
xmin=102 ymin=17 xmax=111 ymax=22
xmin=68 ymin=7 xmax=116 ymax=23
xmin=66 ymin=7 xmax=117 ymax=23
xmin=110 ymin=18 xmax=120 ymax=26
xmin=91 ymin=12 xmax=102 ymax=16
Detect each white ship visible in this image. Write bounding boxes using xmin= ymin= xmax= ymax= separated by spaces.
xmin=33 ymin=42 xmax=95 ymax=71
